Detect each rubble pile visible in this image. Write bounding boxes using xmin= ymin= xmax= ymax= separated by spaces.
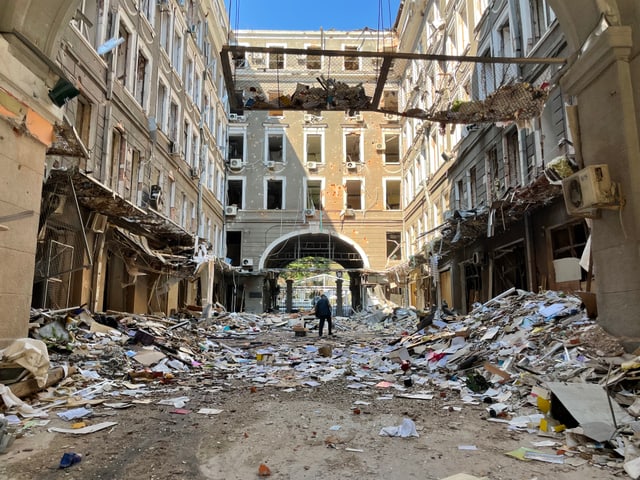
xmin=3 ymin=288 xmax=640 ymax=477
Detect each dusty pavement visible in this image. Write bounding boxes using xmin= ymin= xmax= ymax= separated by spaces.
xmin=0 ymin=329 xmax=622 ymax=480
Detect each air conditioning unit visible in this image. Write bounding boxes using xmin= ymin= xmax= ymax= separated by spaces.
xmin=347 ymin=113 xmax=363 ymax=122
xmin=342 ymin=208 xmax=355 ymax=217
xmin=190 ymin=167 xmax=200 ymax=179
xmin=384 ymin=113 xmax=398 ymax=121
xmin=375 ymin=143 xmax=385 ymax=151
xmin=304 ymin=208 xmax=315 ymax=217
xmin=229 ymin=158 xmax=243 ymax=170
xmin=307 ymin=161 xmax=317 ymax=170
xmin=90 ymin=213 xmax=108 ymax=233
xmin=346 ymin=161 xmax=357 ymax=170
xmin=225 ymin=205 xmax=238 ymax=216
xmin=304 ymin=114 xmax=322 ymax=123
xmin=228 ymin=113 xmax=238 ymax=121
xmin=266 ymin=161 xmax=276 ymax=169
xmin=561 ymin=164 xmax=617 ymax=215
xmin=241 ymin=258 xmax=254 ymax=267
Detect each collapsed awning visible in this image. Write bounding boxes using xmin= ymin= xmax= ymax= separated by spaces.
xmin=46 ymin=168 xmax=195 ymax=251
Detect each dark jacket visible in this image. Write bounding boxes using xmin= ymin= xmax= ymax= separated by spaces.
xmin=314 ymin=296 xmax=332 ymax=317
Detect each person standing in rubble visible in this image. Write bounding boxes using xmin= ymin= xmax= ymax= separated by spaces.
xmin=314 ymin=293 xmax=333 ymax=337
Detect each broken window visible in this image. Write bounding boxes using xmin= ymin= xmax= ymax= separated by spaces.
xmin=505 ymin=129 xmax=520 ymax=188
xmin=156 ymin=82 xmax=167 ymax=131
xmin=129 ymin=148 xmax=140 ymax=204
xmin=268 ymin=48 xmax=285 ymax=69
xmin=266 ymin=179 xmax=284 ymax=209
xmin=180 ymin=193 xmax=187 ymax=227
xmin=168 ymin=101 xmax=179 ymax=143
xmin=74 ymin=95 xmax=91 ymax=153
xmin=110 ymin=129 xmax=124 ymax=191
xmin=455 ymin=179 xmax=464 ymax=210
xmin=172 ymin=30 xmax=183 ymax=75
xmin=134 ymin=49 xmax=148 ymax=106
xmin=226 ymin=231 xmax=242 ymax=266
xmin=306 ymin=46 xmax=321 ymax=70
xmin=469 ymin=166 xmax=477 ymax=208
xmin=186 ymin=57 xmax=194 ymax=97
xmin=228 ymin=133 xmax=245 ymax=160
xmin=343 ymin=46 xmax=359 ymax=71
xmin=306 ymin=179 xmax=322 ymax=210
xmin=385 ymin=179 xmax=401 ymax=210
xmin=305 ymin=132 xmax=323 ymax=164
xmin=345 ymin=179 xmax=362 ymax=210
xmin=382 ymin=90 xmax=398 ymax=111
xmin=71 ymin=0 xmax=97 ymax=45
xmin=550 ymin=221 xmax=588 ymax=262
xmin=529 ymin=0 xmax=555 ymax=48
xmin=116 ymin=24 xmax=130 ymax=84
xmin=227 ymin=178 xmax=244 ymax=208
xmin=383 ymin=133 xmax=400 ymax=163
xmin=345 ymin=133 xmax=361 ymax=163
xmin=487 ymin=146 xmax=501 ymax=200
xmin=267 ymin=132 xmax=284 ymax=162
xmin=160 ymin=9 xmax=171 ymax=52
xmin=386 ymin=232 xmax=402 ymax=260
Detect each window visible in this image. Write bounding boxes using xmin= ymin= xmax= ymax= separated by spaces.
xmin=505 ymin=129 xmax=520 ymax=187
xmin=156 ymin=82 xmax=167 ymax=131
xmin=487 ymin=146 xmax=501 ymax=200
xmin=469 ymin=166 xmax=477 ymax=208
xmin=530 ymin=0 xmax=556 ymax=46
xmin=345 ymin=132 xmax=361 ymax=163
xmin=226 ymin=231 xmax=242 ymax=266
xmin=180 ymin=193 xmax=187 ymax=227
xmin=168 ymin=101 xmax=179 ymax=142
xmin=266 ymin=132 xmax=284 ymax=162
xmin=75 ymin=96 xmax=92 ymax=150
xmin=116 ymin=24 xmax=131 ymax=85
xmin=266 ymin=179 xmax=284 ymax=209
xmin=550 ymin=221 xmax=588 ymax=261
xmin=191 ymin=133 xmax=199 ymax=170
xmin=135 ymin=49 xmax=149 ymax=106
xmin=110 ymin=129 xmax=124 ymax=190
xmin=71 ymin=0 xmax=98 ymax=45
xmin=172 ymin=29 xmax=183 ymax=75
xmin=305 ymin=131 xmax=323 ymax=164
xmin=185 ymin=56 xmax=194 ymax=97
xmin=306 ymin=46 xmax=321 ymax=69
xmin=306 ymin=179 xmax=323 ymax=210
xmin=455 ymin=179 xmax=464 ymax=210
xmin=140 ymin=0 xmax=153 ymax=23
xmin=383 ymin=133 xmax=400 ymax=163
xmin=345 ymin=179 xmax=362 ymax=210
xmin=227 ymin=178 xmax=244 ymax=209
xmin=385 ymin=179 xmax=401 ymax=210
xmin=386 ymin=232 xmax=402 ymax=260
xmin=160 ymin=10 xmax=171 ymax=53
xmin=128 ymin=148 xmax=140 ymax=204
xmin=228 ymin=133 xmax=245 ymax=160
xmin=344 ymin=46 xmax=359 ymax=71
xmin=268 ymin=47 xmax=285 ymax=69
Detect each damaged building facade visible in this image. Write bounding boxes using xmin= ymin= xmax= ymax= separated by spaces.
xmin=394 ymin=0 xmax=592 ymax=315
xmin=1 ymin=0 xmax=640 ymax=344
xmin=223 ymin=29 xmax=403 ymax=313
xmin=2 ymin=0 xmax=233 ymax=333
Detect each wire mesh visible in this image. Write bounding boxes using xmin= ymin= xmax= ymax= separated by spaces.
xmin=222 ymin=46 xmax=561 ymax=124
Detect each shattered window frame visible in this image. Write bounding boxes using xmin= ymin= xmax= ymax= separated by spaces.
xmin=384 ymin=178 xmax=402 ymax=210
xmin=344 ymin=178 xmax=363 ymax=210
xmin=265 ymin=177 xmax=285 ymax=210
xmin=305 ymin=178 xmax=323 ymax=211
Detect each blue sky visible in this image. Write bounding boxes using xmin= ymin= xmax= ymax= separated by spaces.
xmin=226 ymin=0 xmax=402 ymax=31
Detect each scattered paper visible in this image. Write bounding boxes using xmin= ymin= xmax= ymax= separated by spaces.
xmin=379 ymin=418 xmax=419 ymax=438
xmin=197 ymin=408 xmax=223 ymax=415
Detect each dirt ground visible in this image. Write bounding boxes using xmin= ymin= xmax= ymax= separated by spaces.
xmin=0 ymin=330 xmax=624 ymax=480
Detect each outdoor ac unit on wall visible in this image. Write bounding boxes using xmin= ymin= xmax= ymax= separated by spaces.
xmin=242 ymin=258 xmax=253 ymax=267
xmin=229 ymin=158 xmax=243 ymax=170
xmin=346 ymin=161 xmax=357 ymax=170
xmin=342 ymin=208 xmax=355 ymax=217
xmin=267 ymin=161 xmax=276 ymax=169
xmin=225 ymin=205 xmax=238 ymax=216
xmin=375 ymin=143 xmax=385 ymax=151
xmin=307 ymin=161 xmax=317 ymax=170
xmin=304 ymin=208 xmax=315 ymax=217
xmin=561 ymin=164 xmax=618 ymax=215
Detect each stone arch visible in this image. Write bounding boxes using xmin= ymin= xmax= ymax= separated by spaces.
xmin=258 ymin=229 xmax=371 ymax=271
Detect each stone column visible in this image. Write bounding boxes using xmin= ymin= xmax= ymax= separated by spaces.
xmin=560 ymin=26 xmax=640 ymax=348
xmin=285 ymin=279 xmax=293 ymax=313
xmin=335 ymin=278 xmax=343 ymax=316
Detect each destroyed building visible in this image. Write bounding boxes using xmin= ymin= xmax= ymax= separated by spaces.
xmin=0 ymin=0 xmax=638 ymax=346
